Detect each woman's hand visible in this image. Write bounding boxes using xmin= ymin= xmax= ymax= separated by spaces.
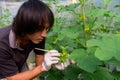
xmin=42 ymin=50 xmax=60 ymax=71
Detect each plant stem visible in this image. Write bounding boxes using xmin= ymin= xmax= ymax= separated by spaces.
xmin=80 ymin=0 xmax=87 ymax=47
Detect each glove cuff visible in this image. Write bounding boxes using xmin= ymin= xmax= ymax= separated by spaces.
xmin=42 ymin=62 xmax=51 ymax=71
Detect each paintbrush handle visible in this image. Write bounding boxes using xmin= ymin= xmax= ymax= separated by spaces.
xmin=34 ymin=48 xmax=49 ymax=52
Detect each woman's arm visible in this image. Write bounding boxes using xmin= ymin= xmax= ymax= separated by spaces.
xmin=35 ymin=54 xmax=44 ymax=66
xmin=6 ymin=50 xmax=60 ymax=80
xmin=7 ymin=65 xmax=45 ymax=80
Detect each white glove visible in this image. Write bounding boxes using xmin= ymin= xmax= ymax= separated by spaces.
xmin=42 ymin=50 xmax=60 ymax=71
xmin=54 ymin=59 xmax=70 ymax=70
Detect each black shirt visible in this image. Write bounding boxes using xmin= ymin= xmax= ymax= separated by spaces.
xmin=0 ymin=26 xmax=45 ymax=79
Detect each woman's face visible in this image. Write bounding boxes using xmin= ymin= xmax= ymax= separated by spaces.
xmin=26 ymin=29 xmax=47 ymax=44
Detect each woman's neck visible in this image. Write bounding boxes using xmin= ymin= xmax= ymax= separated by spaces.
xmin=16 ymin=36 xmax=30 ymax=49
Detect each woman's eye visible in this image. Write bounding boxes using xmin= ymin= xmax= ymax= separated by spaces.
xmin=46 ymin=27 xmax=49 ymax=32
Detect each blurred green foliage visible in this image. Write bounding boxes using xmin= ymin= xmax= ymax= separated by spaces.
xmin=0 ymin=7 xmax=11 ymax=27
xmin=43 ymin=0 xmax=120 ymax=80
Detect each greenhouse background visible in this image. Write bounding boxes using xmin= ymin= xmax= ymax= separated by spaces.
xmin=1 ymin=0 xmax=120 ymax=80
xmin=0 ymin=0 xmax=120 ymax=17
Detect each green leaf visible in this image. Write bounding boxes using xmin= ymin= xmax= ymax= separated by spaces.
xmin=87 ymin=39 xmax=102 ymax=47
xmin=57 ymin=3 xmax=79 ymax=13
xmin=93 ymin=67 xmax=114 ymax=80
xmin=107 ymin=59 xmax=120 ymax=70
xmin=114 ymin=5 xmax=120 ymax=8
xmin=115 ymin=14 xmax=120 ymax=21
xmin=86 ymin=8 xmax=105 ymax=18
xmin=59 ymin=27 xmax=80 ymax=39
xmin=83 ymin=67 xmax=114 ymax=80
xmin=87 ymin=35 xmax=120 ymax=61
xmin=63 ymin=65 xmax=81 ymax=80
xmin=46 ymin=68 xmax=63 ymax=80
xmin=112 ymin=71 xmax=120 ymax=80
xmin=70 ymin=49 xmax=101 ymax=73
xmin=102 ymin=0 xmax=113 ymax=6
xmin=92 ymin=22 xmax=102 ymax=30
xmin=46 ymin=75 xmax=56 ymax=80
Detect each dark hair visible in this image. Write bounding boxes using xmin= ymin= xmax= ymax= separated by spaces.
xmin=12 ymin=0 xmax=54 ymax=37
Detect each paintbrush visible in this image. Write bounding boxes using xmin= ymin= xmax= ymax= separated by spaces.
xmin=34 ymin=48 xmax=49 ymax=52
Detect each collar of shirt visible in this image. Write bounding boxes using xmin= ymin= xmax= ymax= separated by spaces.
xmin=9 ymin=30 xmax=24 ymax=51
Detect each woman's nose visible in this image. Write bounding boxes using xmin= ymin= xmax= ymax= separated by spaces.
xmin=41 ymin=29 xmax=46 ymax=37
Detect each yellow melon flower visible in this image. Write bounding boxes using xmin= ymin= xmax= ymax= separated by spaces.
xmin=83 ymin=16 xmax=87 ymax=20
xmin=61 ymin=52 xmax=66 ymax=57
xmin=84 ymin=27 xmax=90 ymax=31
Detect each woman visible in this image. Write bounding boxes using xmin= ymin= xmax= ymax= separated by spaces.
xmin=0 ymin=0 xmax=69 ymax=80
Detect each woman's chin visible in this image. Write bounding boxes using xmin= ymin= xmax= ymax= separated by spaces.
xmin=33 ymin=40 xmax=42 ymax=44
